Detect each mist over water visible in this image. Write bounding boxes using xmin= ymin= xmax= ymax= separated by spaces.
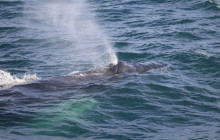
xmin=25 ymin=0 xmax=117 ymax=69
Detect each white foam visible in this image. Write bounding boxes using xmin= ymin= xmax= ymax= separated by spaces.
xmin=0 ymin=70 xmax=40 ymax=89
xmin=67 ymin=71 xmax=80 ymax=75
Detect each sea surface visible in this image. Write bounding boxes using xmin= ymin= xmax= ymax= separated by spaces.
xmin=0 ymin=0 xmax=220 ymax=139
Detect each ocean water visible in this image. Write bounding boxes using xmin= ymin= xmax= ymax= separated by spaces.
xmin=0 ymin=0 xmax=220 ymax=139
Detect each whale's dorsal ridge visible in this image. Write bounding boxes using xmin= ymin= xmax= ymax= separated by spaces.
xmin=105 ymin=60 xmax=167 ymax=75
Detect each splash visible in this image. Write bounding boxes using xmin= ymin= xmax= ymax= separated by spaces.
xmin=0 ymin=70 xmax=40 ymax=89
xmin=25 ymin=0 xmax=118 ymax=70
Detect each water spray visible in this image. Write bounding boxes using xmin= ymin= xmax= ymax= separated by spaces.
xmin=27 ymin=0 xmax=118 ymax=69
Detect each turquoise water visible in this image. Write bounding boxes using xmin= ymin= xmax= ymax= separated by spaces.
xmin=0 ymin=0 xmax=220 ymax=139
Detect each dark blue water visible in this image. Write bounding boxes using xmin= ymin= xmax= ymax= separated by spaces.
xmin=0 ymin=0 xmax=220 ymax=139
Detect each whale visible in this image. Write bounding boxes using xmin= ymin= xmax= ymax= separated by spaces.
xmin=0 ymin=61 xmax=167 ymax=94
xmin=0 ymin=60 xmax=167 ymax=129
xmin=105 ymin=60 xmax=167 ymax=75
